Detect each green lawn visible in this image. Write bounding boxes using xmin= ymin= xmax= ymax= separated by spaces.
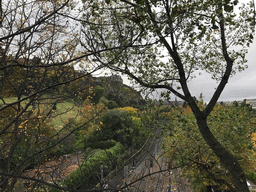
xmin=49 ymin=100 xmax=82 ymax=131
xmin=0 ymin=97 xmax=23 ymax=105
xmin=1 ymin=96 xmax=82 ymax=131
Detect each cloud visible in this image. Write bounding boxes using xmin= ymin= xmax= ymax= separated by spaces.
xmin=188 ymin=41 xmax=256 ymax=102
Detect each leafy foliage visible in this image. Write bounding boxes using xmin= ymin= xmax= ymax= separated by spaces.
xmin=86 ymin=109 xmax=134 ymax=148
xmin=78 ymin=0 xmax=255 ymax=190
xmin=50 ymin=142 xmax=124 ymax=191
xmin=85 ymin=106 xmax=148 ymax=150
xmin=163 ymin=104 xmax=256 ymax=191
xmin=1 ymin=0 xmax=255 ymax=190
xmin=92 ymin=85 xmax=105 ymax=104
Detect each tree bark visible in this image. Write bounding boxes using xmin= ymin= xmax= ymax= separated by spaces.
xmin=196 ymin=116 xmax=249 ymax=192
xmin=0 ymin=156 xmax=8 ymax=191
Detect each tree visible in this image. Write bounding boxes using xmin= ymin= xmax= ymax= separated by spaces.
xmin=164 ymin=104 xmax=256 ymax=191
xmin=79 ymin=0 xmax=255 ymax=191
xmin=92 ymin=85 xmax=105 ymax=104
xmin=0 ymin=0 xmax=112 ymax=191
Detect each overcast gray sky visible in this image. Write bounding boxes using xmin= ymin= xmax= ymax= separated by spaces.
xmin=120 ymin=40 xmax=256 ymax=103
xmin=99 ymin=0 xmax=256 ymax=103
xmin=122 ymin=1 xmax=256 ymax=103
xmin=120 ymin=39 xmax=256 ymax=103
xmin=187 ymin=41 xmax=256 ymax=103
xmin=183 ymin=0 xmax=256 ymax=103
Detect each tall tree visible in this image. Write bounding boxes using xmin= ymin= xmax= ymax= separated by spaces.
xmin=164 ymin=104 xmax=256 ymax=191
xmin=0 ymin=0 xmax=110 ymax=191
xmin=79 ymin=0 xmax=255 ymax=191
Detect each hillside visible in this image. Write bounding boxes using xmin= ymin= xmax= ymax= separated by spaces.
xmin=91 ymin=74 xmax=145 ymax=107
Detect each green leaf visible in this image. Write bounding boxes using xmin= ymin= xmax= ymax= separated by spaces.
xmin=212 ymin=25 xmax=218 ymax=30
xmin=224 ymin=5 xmax=233 ymax=12
xmin=211 ymin=17 xmax=216 ymax=25
xmin=136 ymin=0 xmax=144 ymax=5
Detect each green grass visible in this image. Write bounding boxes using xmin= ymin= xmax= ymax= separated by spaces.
xmin=50 ymin=100 xmax=82 ymax=131
xmin=0 ymin=97 xmax=24 ymax=105
xmin=1 ymin=96 xmax=83 ymax=131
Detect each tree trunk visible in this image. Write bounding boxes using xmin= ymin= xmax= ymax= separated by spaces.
xmin=196 ymin=117 xmax=249 ymax=192
xmin=0 ymin=145 xmax=8 ymax=191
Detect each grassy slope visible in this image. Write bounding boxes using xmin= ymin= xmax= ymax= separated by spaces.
xmin=50 ymin=101 xmax=81 ymax=130
xmin=0 ymin=97 xmax=82 ymax=131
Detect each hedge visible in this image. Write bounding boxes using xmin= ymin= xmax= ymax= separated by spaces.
xmin=49 ymin=142 xmax=124 ymax=191
xmin=89 ymin=139 xmax=117 ymax=149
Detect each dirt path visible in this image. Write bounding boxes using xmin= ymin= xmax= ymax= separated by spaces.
xmin=24 ymin=151 xmax=82 ymax=183
xmin=23 ymin=136 xmax=193 ymax=191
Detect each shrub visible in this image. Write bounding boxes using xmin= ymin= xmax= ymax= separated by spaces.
xmin=118 ymin=106 xmax=138 ymax=116
xmin=99 ymin=96 xmax=109 ymax=106
xmin=97 ymin=109 xmax=134 ymax=146
xmin=49 ymin=142 xmax=124 ymax=191
xmin=92 ymin=85 xmax=105 ymax=104
xmin=89 ymin=139 xmax=117 ymax=149
xmin=107 ymin=100 xmax=119 ymax=109
xmin=99 ymin=96 xmax=119 ymax=109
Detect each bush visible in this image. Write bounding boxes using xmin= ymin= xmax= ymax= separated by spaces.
xmin=92 ymin=85 xmax=105 ymax=104
xmin=99 ymin=96 xmax=109 ymax=106
xmin=86 ymin=107 xmax=149 ymax=150
xmin=49 ymin=142 xmax=124 ymax=191
xmin=107 ymin=100 xmax=119 ymax=109
xmin=246 ymin=171 xmax=256 ymax=184
xmin=92 ymin=109 xmax=134 ymax=147
xmin=99 ymin=96 xmax=119 ymax=109
xmin=89 ymin=139 xmax=117 ymax=149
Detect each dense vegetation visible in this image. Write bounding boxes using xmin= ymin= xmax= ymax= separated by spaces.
xmin=1 ymin=71 xmax=152 ymax=191
xmin=156 ymin=102 xmax=256 ymax=192
xmin=1 ymin=0 xmax=256 ymax=191
xmin=3 ymin=75 xmax=256 ymax=191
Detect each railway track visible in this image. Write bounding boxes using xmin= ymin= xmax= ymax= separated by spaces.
xmin=120 ymin=137 xmax=172 ymax=192
xmin=98 ymin=128 xmax=193 ymax=192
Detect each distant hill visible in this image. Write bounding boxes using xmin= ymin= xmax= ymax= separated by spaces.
xmin=91 ymin=75 xmax=145 ymax=107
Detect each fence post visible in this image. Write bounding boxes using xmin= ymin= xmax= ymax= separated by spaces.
xmin=100 ymin=165 xmax=104 ymax=182
xmin=124 ymin=165 xmax=129 ymax=181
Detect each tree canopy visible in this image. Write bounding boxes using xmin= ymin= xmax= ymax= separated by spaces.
xmin=78 ymin=0 xmax=255 ymax=191
xmin=0 ymin=0 xmax=107 ymax=191
xmin=0 ymin=0 xmax=255 ymax=191
xmin=164 ymin=104 xmax=256 ymax=191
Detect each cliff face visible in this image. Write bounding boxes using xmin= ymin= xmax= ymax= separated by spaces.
xmin=92 ymin=75 xmax=145 ymax=107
